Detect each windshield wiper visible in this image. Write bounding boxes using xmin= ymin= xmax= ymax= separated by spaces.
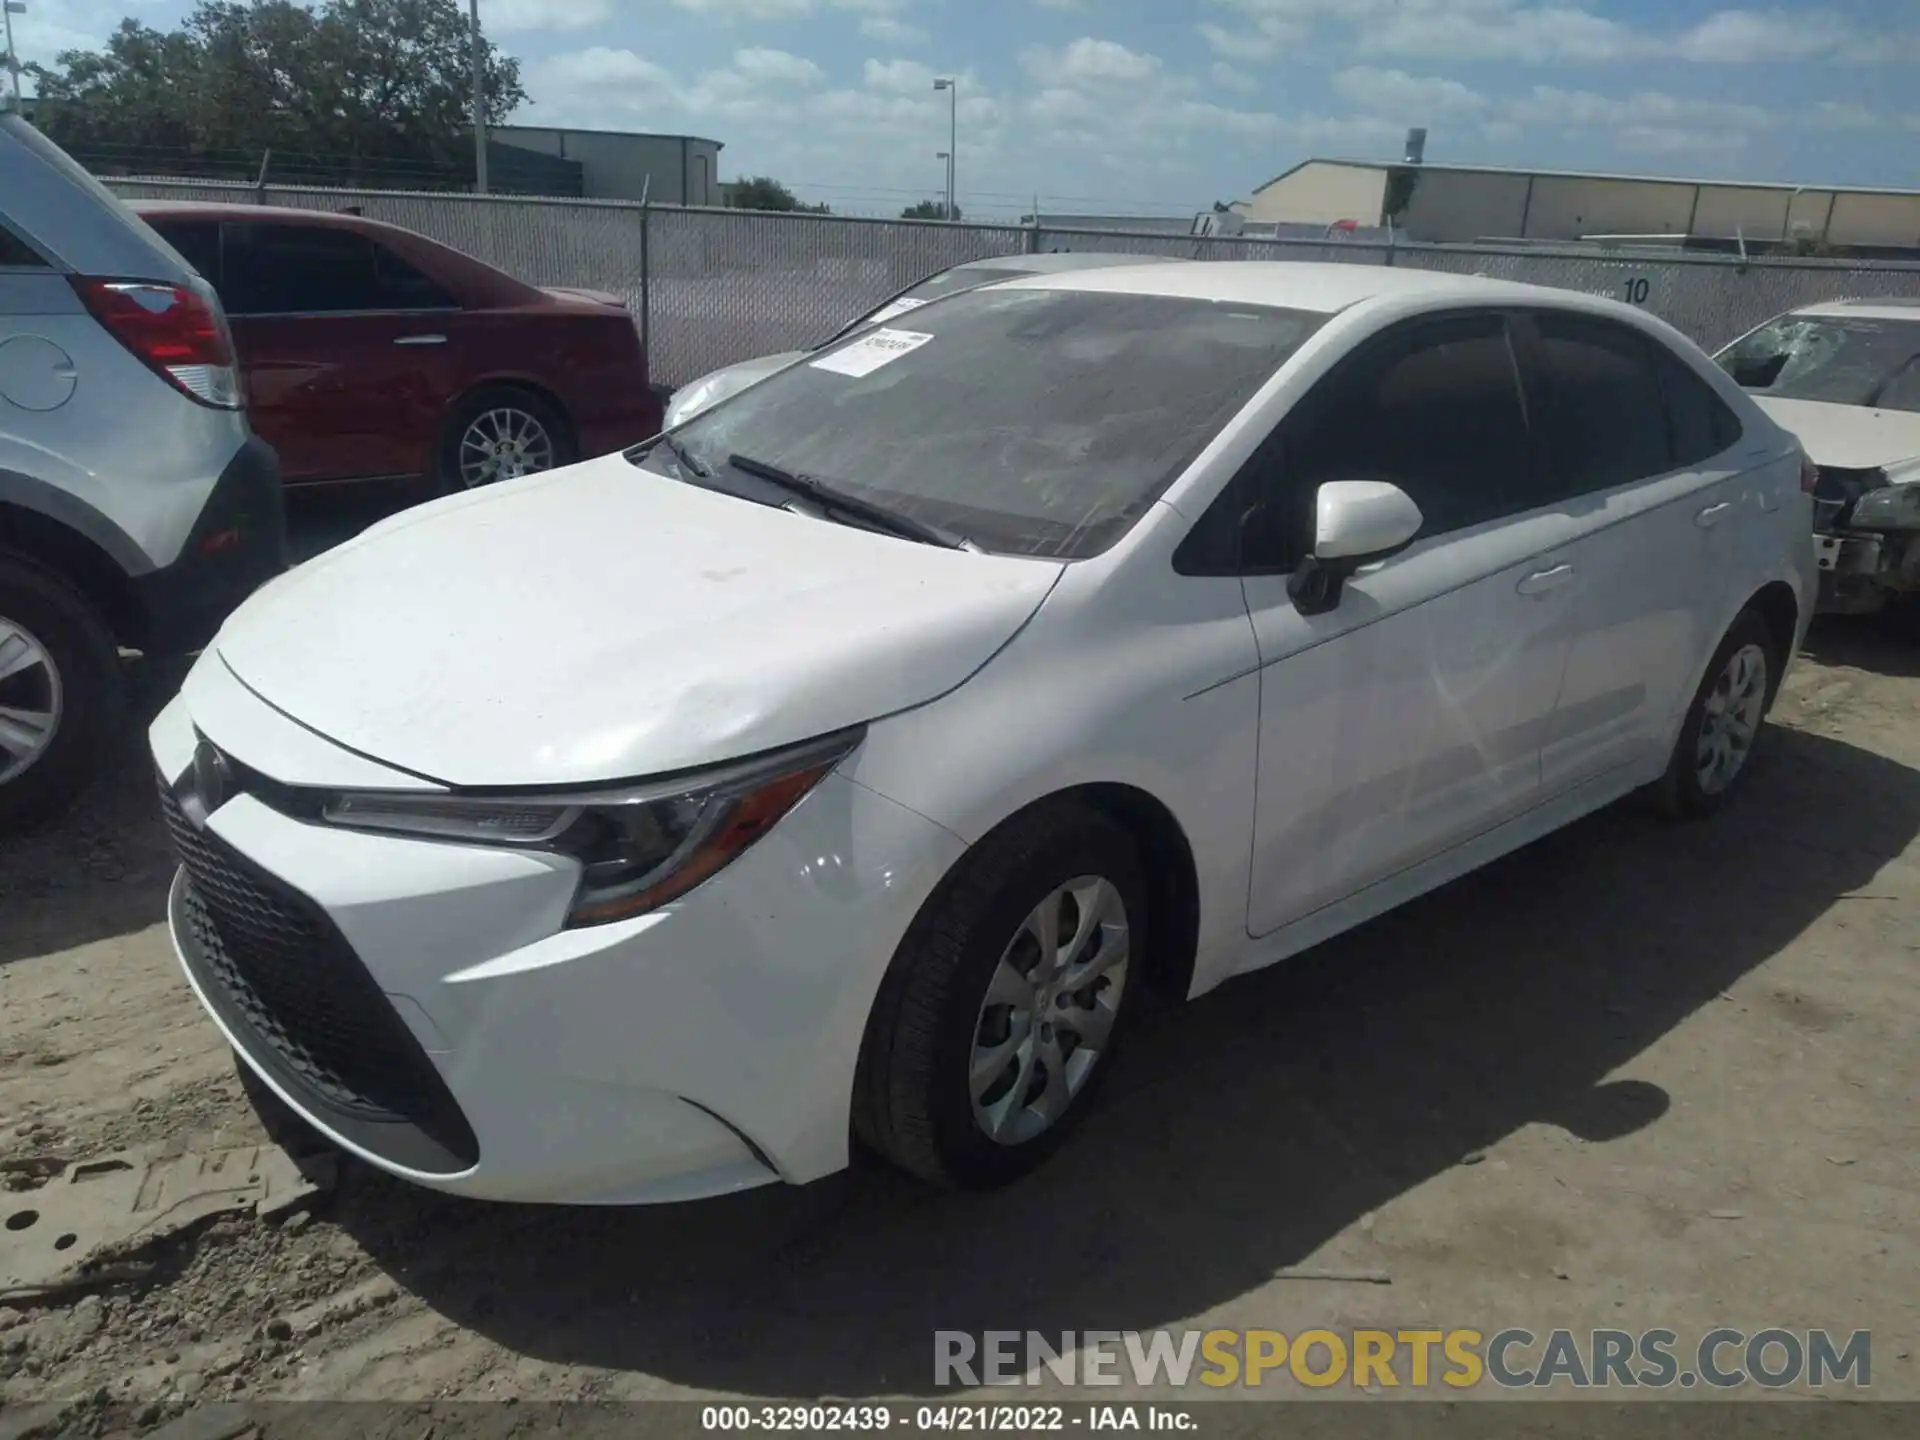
xmin=725 ymin=453 xmax=973 ymax=550
xmin=652 ymin=432 xmax=712 ymax=479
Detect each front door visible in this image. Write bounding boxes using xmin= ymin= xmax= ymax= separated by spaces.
xmin=1240 ymin=311 xmax=1581 ymax=937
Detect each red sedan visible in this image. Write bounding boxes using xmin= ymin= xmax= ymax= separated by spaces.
xmin=136 ymin=203 xmax=663 ymax=492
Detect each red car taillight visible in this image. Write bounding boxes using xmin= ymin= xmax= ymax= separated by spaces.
xmin=1800 ymin=452 xmax=1820 ymax=495
xmin=72 ymin=277 xmax=243 ymax=410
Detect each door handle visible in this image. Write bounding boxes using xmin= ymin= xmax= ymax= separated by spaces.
xmin=394 ymin=334 xmax=448 ymax=347
xmin=1517 ymin=564 xmax=1574 ymax=597
xmin=1696 ymin=501 xmax=1732 ymax=528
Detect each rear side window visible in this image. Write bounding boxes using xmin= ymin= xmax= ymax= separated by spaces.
xmin=1284 ymin=312 xmax=1535 ymax=542
xmin=373 ymin=243 xmax=456 ymax=309
xmin=221 ymin=225 xmax=384 ymax=314
xmin=0 ymin=225 xmax=46 ymax=268
xmin=1529 ymin=312 xmax=1672 ymax=496
xmin=1653 ymin=348 xmax=1745 ymax=463
xmin=148 ymin=221 xmax=222 ymax=288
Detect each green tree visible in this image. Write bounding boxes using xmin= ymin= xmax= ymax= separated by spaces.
xmin=726 ymin=176 xmax=830 ymax=213
xmin=901 ymin=199 xmax=959 ymax=220
xmin=27 ymin=0 xmax=525 ymax=186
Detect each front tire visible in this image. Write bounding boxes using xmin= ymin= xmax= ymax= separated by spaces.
xmin=1655 ymin=608 xmax=1779 ymax=820
xmin=855 ymin=803 xmax=1146 ymax=1190
xmin=0 ymin=550 xmax=124 ymax=831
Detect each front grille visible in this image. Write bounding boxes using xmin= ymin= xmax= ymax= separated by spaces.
xmin=159 ymin=771 xmax=479 ymax=1173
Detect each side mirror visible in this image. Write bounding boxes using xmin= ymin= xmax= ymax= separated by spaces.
xmin=1287 ymin=480 xmax=1424 ymax=616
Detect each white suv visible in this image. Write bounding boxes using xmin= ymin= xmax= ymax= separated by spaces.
xmin=150 ymin=262 xmax=1817 ymax=1204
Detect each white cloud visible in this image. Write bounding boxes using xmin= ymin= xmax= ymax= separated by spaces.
xmin=859 ymin=17 xmax=929 ymax=45
xmin=863 ymin=57 xmax=938 ymax=93
xmin=481 ymin=0 xmax=613 ymax=33
xmin=1035 ymin=0 xmax=1086 ymax=9
xmin=1672 ymin=10 xmax=1887 ymax=65
xmin=534 ymin=46 xmax=676 ymax=91
xmin=1507 ymin=85 xmax=1769 ymax=131
xmin=1197 ymin=19 xmax=1309 ymax=63
xmin=1209 ymin=63 xmax=1258 ymax=94
xmin=732 ymin=47 xmax=826 ymax=86
xmin=667 ymin=0 xmax=813 ymax=17
xmin=1359 ymin=5 xmax=1641 ymax=63
xmin=1021 ymin=37 xmax=1163 ymax=86
xmin=1332 ymin=66 xmax=1486 ymax=117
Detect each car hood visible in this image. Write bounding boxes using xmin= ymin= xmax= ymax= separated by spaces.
xmin=1752 ymin=396 xmax=1920 ymax=473
xmin=663 ymin=352 xmax=808 ymax=427
xmin=211 ymin=453 xmax=1063 ymax=788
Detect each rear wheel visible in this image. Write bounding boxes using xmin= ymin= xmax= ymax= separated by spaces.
xmin=855 ymin=803 xmax=1145 ymax=1190
xmin=0 ymin=550 xmax=123 ymax=831
xmin=435 ymin=385 xmax=574 ymax=495
xmin=1654 ymin=608 xmax=1779 ymax=820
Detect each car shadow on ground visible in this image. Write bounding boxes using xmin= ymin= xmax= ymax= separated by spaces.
xmin=0 ymin=655 xmax=190 ymax=965
xmin=334 ymin=720 xmax=1920 ymax=1399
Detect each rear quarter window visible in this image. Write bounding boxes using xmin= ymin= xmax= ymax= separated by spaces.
xmin=0 ymin=225 xmax=47 ymax=268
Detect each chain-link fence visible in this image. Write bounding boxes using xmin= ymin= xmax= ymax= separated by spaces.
xmin=107 ymin=177 xmax=1920 ymax=389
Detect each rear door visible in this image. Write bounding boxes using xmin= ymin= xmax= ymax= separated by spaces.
xmin=217 ymin=222 xmax=460 ymax=483
xmin=1516 ymin=310 xmax=1749 ymax=793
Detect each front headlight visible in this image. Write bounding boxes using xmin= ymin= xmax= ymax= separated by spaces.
xmin=662 ymin=374 xmax=725 ymax=429
xmin=320 ymin=729 xmax=863 ymax=927
xmin=1843 ymin=474 xmax=1920 ymax=530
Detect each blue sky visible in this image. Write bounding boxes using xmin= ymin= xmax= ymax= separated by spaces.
xmin=14 ymin=1 xmax=1920 ymax=219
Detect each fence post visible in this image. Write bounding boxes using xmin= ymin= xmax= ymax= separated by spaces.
xmin=639 ymin=199 xmax=652 ymax=377
xmin=1026 ymin=213 xmax=1041 ymax=255
xmin=253 ymin=149 xmax=271 ymax=205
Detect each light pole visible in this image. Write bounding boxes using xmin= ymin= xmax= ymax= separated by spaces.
xmin=468 ymin=0 xmax=488 ymax=194
xmin=935 ymin=152 xmax=949 ymax=214
xmin=933 ymin=77 xmax=956 ymax=219
xmin=4 ymin=2 xmax=26 ymax=113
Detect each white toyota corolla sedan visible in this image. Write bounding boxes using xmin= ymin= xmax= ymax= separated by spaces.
xmin=151 ymin=262 xmax=1818 ymax=1205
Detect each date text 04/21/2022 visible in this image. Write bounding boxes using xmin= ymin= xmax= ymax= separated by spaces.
xmin=700 ymin=1404 xmax=1196 ymax=1431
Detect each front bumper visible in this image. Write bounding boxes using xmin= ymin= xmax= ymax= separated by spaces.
xmin=149 ymin=678 xmax=964 ymax=1204
xmin=131 ymin=436 xmax=287 ymax=656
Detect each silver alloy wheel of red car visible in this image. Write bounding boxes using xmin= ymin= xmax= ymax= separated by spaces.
xmin=458 ymin=406 xmax=559 ymax=488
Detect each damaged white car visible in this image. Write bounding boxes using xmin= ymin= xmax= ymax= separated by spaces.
xmin=1717 ymin=300 xmax=1920 ymax=613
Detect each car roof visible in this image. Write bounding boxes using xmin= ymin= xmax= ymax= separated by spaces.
xmin=995 ymin=259 xmax=1607 ymax=316
xmin=1790 ymin=298 xmax=1920 ymax=323
xmin=951 ymin=251 xmax=1179 ymax=276
xmin=131 ymin=200 xmax=418 ymax=240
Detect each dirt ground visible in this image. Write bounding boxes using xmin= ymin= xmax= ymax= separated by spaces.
xmin=1 ymin=590 xmax=1916 ymax=1425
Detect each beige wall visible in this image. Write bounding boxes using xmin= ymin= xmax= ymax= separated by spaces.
xmin=1242 ymin=162 xmax=1387 ymax=227
xmin=491 ymin=129 xmax=724 ymax=205
xmin=1691 ymin=186 xmax=1790 ymax=241
xmin=1522 ymin=177 xmax=1696 ymax=239
xmin=1826 ymin=193 xmax=1920 ymax=248
xmin=1398 ymin=169 xmax=1530 ymax=240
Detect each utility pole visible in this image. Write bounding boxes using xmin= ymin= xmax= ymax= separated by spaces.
xmin=468 ymin=0 xmax=488 ymax=194
xmin=933 ymin=77 xmax=956 ymax=219
xmin=3 ymin=2 xmax=26 ymax=113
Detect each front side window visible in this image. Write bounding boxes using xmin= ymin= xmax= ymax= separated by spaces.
xmin=1717 ymin=314 xmax=1920 ymax=413
xmin=1281 ymin=313 xmax=1534 ymax=545
xmin=651 ymin=288 xmax=1325 ymax=559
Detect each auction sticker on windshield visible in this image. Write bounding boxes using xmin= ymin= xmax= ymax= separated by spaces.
xmin=811 ymin=327 xmax=934 ymax=378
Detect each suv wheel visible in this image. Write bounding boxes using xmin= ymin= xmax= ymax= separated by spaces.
xmin=0 ymin=550 xmax=124 ymax=830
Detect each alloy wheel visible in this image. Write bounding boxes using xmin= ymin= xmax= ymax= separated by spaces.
xmin=969 ymin=875 xmax=1130 ymax=1146
xmin=458 ymin=407 xmax=557 ymax=488
xmin=1696 ymin=642 xmax=1768 ymax=795
xmin=0 ymin=615 xmax=63 ymax=787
